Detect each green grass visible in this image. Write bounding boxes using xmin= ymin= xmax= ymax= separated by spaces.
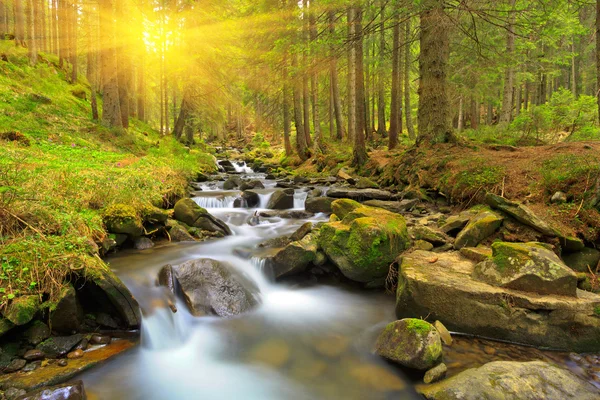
xmin=540 ymin=154 xmax=600 ymax=196
xmin=0 ymin=41 xmax=216 ymax=308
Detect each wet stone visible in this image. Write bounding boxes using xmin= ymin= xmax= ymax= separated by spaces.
xmin=90 ymin=334 xmax=111 ymax=345
xmin=67 ymin=349 xmax=84 ymax=359
xmin=424 ymin=362 xmax=447 ymax=384
xmin=23 ymin=349 xmax=45 ymax=361
xmin=3 ymin=358 xmax=26 ymax=373
xmin=57 ymin=359 xmax=68 ymax=367
xmin=22 ymin=361 xmax=41 ymax=372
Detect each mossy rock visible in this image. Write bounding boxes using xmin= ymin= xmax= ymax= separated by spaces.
xmin=141 ymin=204 xmax=169 ymax=224
xmin=173 ymin=198 xmax=231 ymax=235
xmin=271 ymin=232 xmax=319 ymax=278
xmin=2 ymin=295 xmax=40 ymax=326
xmin=0 ymin=318 xmax=15 ymax=337
xmin=473 ymin=242 xmax=578 ymax=297
xmin=319 ymin=204 xmax=410 ymax=284
xmin=375 ymin=318 xmax=442 ymax=370
xmin=103 ymin=203 xmax=144 ymax=237
xmin=356 ymin=177 xmax=378 ymax=189
xmin=454 ymin=210 xmax=503 ymax=249
xmin=331 ymin=199 xmax=362 ymax=220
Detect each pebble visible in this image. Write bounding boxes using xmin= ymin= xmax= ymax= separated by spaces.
xmin=22 ymin=361 xmax=41 ymax=372
xmin=67 ymin=349 xmax=84 ymax=359
xmin=23 ymin=349 xmax=45 ymax=361
xmin=57 ymin=359 xmax=68 ymax=367
xmin=90 ymin=334 xmax=111 ymax=345
xmin=3 ymin=358 xmax=26 ymax=373
xmin=4 ymin=388 xmax=26 ymax=399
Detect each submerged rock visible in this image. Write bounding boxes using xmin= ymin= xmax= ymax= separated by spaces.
xmin=473 ymin=242 xmax=578 ymax=297
xmin=395 ymin=250 xmax=600 ymax=351
xmin=374 ymin=319 xmax=442 ymax=370
xmin=320 ymin=200 xmax=410 ymax=284
xmin=173 ymin=258 xmax=259 ymax=317
xmin=418 ymin=361 xmax=600 ymax=400
xmin=173 ymin=198 xmax=231 ymax=236
xmin=17 ymin=380 xmax=87 ymax=400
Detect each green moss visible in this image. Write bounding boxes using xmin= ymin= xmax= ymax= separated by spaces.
xmin=3 ymin=295 xmax=40 ymax=325
xmin=594 ymin=306 xmax=600 ymax=317
xmin=331 ymin=199 xmax=362 ymax=219
xmin=405 ymin=318 xmax=434 ymax=335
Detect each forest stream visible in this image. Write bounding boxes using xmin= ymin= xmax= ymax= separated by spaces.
xmin=75 ymin=162 xmax=600 ymax=400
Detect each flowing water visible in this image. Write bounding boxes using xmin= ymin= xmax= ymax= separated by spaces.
xmin=80 ymin=164 xmax=600 ymax=399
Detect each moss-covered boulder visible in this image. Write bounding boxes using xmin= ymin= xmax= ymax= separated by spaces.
xmin=454 ymin=210 xmax=503 ymax=249
xmin=166 ymin=219 xmax=196 ymax=242
xmin=2 ymin=295 xmax=39 ymax=326
xmin=410 ymin=225 xmax=449 ymax=246
xmin=141 ymin=204 xmax=169 ymax=224
xmin=374 ymin=319 xmax=442 ymax=370
xmin=0 ymin=318 xmax=15 ymax=337
xmin=418 ymin=361 xmax=600 ymax=400
xmin=473 ymin=242 xmax=578 ymax=297
xmin=103 ymin=204 xmax=144 ymax=237
xmin=319 ymin=201 xmax=410 ymax=284
xmin=356 ymin=177 xmax=378 ymax=189
xmin=331 ymin=198 xmax=362 ymax=219
xmin=173 ymin=198 xmax=231 ymax=236
xmin=305 ymin=197 xmax=335 ymax=214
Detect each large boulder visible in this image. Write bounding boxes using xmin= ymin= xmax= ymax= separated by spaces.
xmin=270 ymin=232 xmax=319 ymax=278
xmin=319 ymin=201 xmax=410 ymax=284
xmin=485 ymin=193 xmax=584 ymax=251
xmin=327 ymin=188 xmax=393 ymax=201
xmin=239 ymin=180 xmax=265 ymax=191
xmin=172 ymin=258 xmax=259 ymax=317
xmin=410 ymin=225 xmax=449 ymax=247
xmin=49 ymin=284 xmax=83 ymax=334
xmin=418 ymin=361 xmax=600 ymax=400
xmin=305 ymin=197 xmax=335 ymax=214
xmin=235 ymin=190 xmax=260 ymax=208
xmin=166 ymin=219 xmax=196 ymax=242
xmin=473 ymin=242 xmax=578 ymax=297
xmin=454 ymin=209 xmax=503 ymax=249
xmin=102 ymin=204 xmax=144 ymax=237
xmin=173 ymin=198 xmax=231 ymax=236
xmin=266 ymin=189 xmax=294 ymax=210
xmin=395 ymin=250 xmax=600 ymax=351
xmin=374 ymin=319 xmax=442 ymax=370
xmin=331 ymin=198 xmax=362 ymax=219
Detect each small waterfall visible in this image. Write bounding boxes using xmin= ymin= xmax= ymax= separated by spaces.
xmin=257 ymin=192 xmax=273 ymax=208
xmin=141 ymin=301 xmax=190 ymax=350
xmin=233 ymin=161 xmax=253 ymax=174
xmin=293 ymin=190 xmax=308 ymax=209
xmin=250 ymin=256 xmax=274 ymax=281
xmin=193 ymin=196 xmax=237 ymax=208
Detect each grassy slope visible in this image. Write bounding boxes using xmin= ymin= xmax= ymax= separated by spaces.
xmin=0 ymin=41 xmax=216 ymax=308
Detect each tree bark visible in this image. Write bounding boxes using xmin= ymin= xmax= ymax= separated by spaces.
xmin=15 ymin=0 xmax=25 ymax=46
xmin=115 ymin=0 xmax=128 ymax=128
xmin=499 ymin=0 xmax=516 ymax=123
xmin=352 ymin=6 xmax=368 ymax=167
xmin=470 ymin=95 xmax=478 ymax=129
xmin=347 ymin=7 xmax=356 ymax=144
xmin=404 ymin=18 xmax=416 ymax=140
xmin=328 ymin=11 xmax=345 ymax=140
xmin=597 ymin=0 xmax=600 ymax=122
xmin=0 ymin=1 xmax=6 ymax=38
xmin=417 ymin=0 xmax=452 ymax=144
xmin=99 ymin=0 xmax=122 ymax=129
xmin=69 ymin=0 xmax=77 ymax=82
xmin=457 ymin=96 xmax=463 ymax=131
xmin=283 ymin=54 xmax=293 ymax=156
xmin=86 ymin=1 xmax=98 ymax=120
xmin=388 ymin=8 xmax=400 ymax=149
xmin=293 ymin=51 xmax=309 ymax=160
xmin=377 ymin=1 xmax=386 ymax=136
xmin=27 ymin=0 xmax=36 ymax=64
xmin=173 ymin=88 xmax=192 ymax=141
xmin=309 ymin=0 xmax=323 ymax=154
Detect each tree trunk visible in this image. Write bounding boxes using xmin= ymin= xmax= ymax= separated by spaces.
xmin=39 ymin=0 xmax=46 ymax=52
xmin=293 ymin=51 xmax=309 ymax=160
xmin=514 ymin=84 xmax=521 ymax=117
xmin=283 ymin=54 xmax=293 ymax=156
xmin=115 ymin=0 xmax=128 ymax=128
xmin=329 ymin=11 xmax=345 ymax=140
xmin=138 ymin=52 xmax=146 ymax=121
xmin=173 ymin=89 xmax=191 ymax=141
xmin=86 ymin=1 xmax=98 ymax=120
xmin=486 ymin=101 xmax=493 ymax=125
xmin=388 ymin=8 xmax=400 ymax=149
xmin=309 ymin=1 xmax=323 ymax=154
xmin=417 ymin=0 xmax=452 ymax=144
xmin=99 ymin=0 xmax=122 ymax=129
xmin=0 ymin=1 xmax=6 ymax=38
xmin=499 ymin=0 xmax=516 ymax=124
xmin=32 ymin=0 xmax=41 ymax=62
xmin=15 ymin=0 xmax=25 ymax=46
xmin=58 ymin=0 xmax=67 ymax=67
xmin=69 ymin=0 xmax=77 ymax=82
xmin=404 ymin=18 xmax=416 ymax=140
xmin=26 ymin=0 xmax=36 ymax=64
xmin=51 ymin=0 xmax=57 ymax=55
xmin=457 ymin=96 xmax=463 ymax=131
xmin=347 ymin=7 xmax=356 ymax=144
xmin=597 ymin=0 xmax=600 ymax=122
xmin=470 ymin=95 xmax=478 ymax=129
xmin=352 ymin=6 xmax=368 ymax=167
xmin=377 ymin=2 xmax=386 ymax=137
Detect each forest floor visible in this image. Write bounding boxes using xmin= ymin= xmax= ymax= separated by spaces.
xmin=0 ymin=42 xmax=216 ymax=308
